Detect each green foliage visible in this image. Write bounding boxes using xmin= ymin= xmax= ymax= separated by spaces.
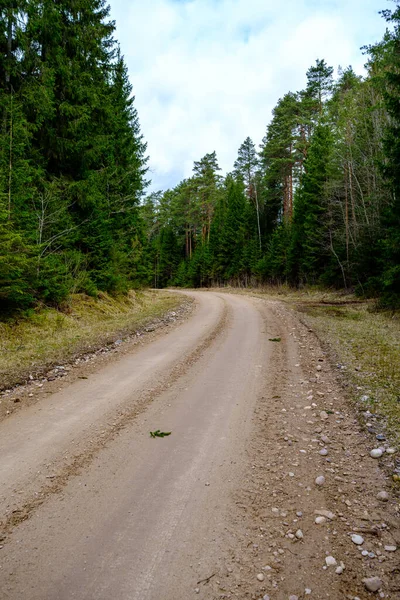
xmin=374 ymin=3 xmax=400 ymax=306
xmin=289 ymin=121 xmax=333 ymax=283
xmin=1 ymin=3 xmax=399 ymax=307
xmin=145 ymin=33 xmax=398 ymax=305
xmin=0 ymin=0 xmax=148 ymax=313
xmin=150 ymin=430 xmax=172 ymax=438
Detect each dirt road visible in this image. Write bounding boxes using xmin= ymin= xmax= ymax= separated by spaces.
xmin=0 ymin=292 xmax=398 ymax=599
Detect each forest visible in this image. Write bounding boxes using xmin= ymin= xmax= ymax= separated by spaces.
xmin=1 ymin=1 xmax=400 ymax=313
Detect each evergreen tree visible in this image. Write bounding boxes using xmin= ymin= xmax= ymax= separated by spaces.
xmin=234 ymin=137 xmax=262 ymax=252
xmin=374 ymin=2 xmax=400 ymax=305
xmin=289 ymin=121 xmax=334 ymax=283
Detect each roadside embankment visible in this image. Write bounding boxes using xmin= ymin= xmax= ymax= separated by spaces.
xmin=0 ymin=289 xmax=191 ymax=420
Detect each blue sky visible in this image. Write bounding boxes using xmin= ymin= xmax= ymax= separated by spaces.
xmin=108 ymin=0 xmax=389 ymax=191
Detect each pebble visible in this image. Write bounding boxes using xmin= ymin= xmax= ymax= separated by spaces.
xmin=351 ymin=534 xmax=364 ymax=545
xmin=305 ymin=590 xmax=312 ymax=596
xmin=289 ymin=596 xmax=299 ymax=600
xmin=316 ymin=365 xmax=322 ymax=371
xmin=315 ymin=475 xmax=325 ymax=486
xmin=319 ymin=448 xmax=329 ymax=456
xmin=362 ymin=550 xmax=369 ymax=556
xmin=384 ymin=545 xmax=397 ymax=552
xmin=321 ymin=435 xmax=330 ymax=444
xmin=362 ymin=577 xmax=382 ymax=592
xmin=370 ymin=449 xmax=383 ymax=458
xmin=257 ymin=573 xmax=265 ymax=582
xmin=325 ymin=556 xmax=337 ymax=567
xmin=386 ymin=448 xmax=396 ymax=454
xmin=295 ymin=529 xmax=303 ymax=539
xmin=195 ymin=588 xmax=200 ymax=594
xmin=320 ymin=411 xmax=329 ymax=420
xmin=377 ymin=491 xmax=389 ymax=502
xmin=296 ymin=511 xmax=303 ymax=517
xmin=315 ymin=516 xmax=326 ymax=524
xmin=335 ymin=566 xmax=344 ymax=574
xmin=263 ymin=596 xmax=270 ymax=600
xmin=315 ymin=509 xmax=335 ymax=520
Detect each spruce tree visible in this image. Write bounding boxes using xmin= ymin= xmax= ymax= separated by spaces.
xmin=289 ymin=121 xmax=333 ymax=283
xmin=375 ymin=2 xmax=400 ymax=304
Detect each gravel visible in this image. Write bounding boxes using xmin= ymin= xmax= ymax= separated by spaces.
xmin=370 ymin=449 xmax=383 ymax=459
xmin=351 ymin=534 xmax=364 ymax=545
xmin=362 ymin=577 xmax=382 ymax=592
xmin=376 ymin=491 xmax=389 ymax=502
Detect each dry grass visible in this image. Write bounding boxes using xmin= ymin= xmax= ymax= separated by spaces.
xmin=0 ymin=290 xmax=183 ymax=390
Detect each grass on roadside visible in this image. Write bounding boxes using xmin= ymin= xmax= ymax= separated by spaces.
xmin=0 ymin=289 xmax=184 ymax=390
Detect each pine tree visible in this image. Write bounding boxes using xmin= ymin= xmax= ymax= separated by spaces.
xmin=192 ymin=151 xmax=221 ymax=244
xmin=234 ymin=137 xmax=262 ymax=251
xmin=259 ymin=93 xmax=299 ymax=226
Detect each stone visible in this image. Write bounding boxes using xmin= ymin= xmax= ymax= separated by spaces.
xmin=370 ymin=449 xmax=383 ymax=459
xmin=325 ymin=556 xmax=337 ymax=567
xmin=195 ymin=588 xmax=200 ymax=594
xmin=257 ymin=573 xmax=265 ymax=582
xmin=351 ymin=534 xmax=364 ymax=545
xmin=320 ymin=411 xmax=329 ymax=420
xmin=315 ymin=475 xmax=325 ymax=486
xmin=315 ymin=509 xmax=335 ymax=520
xmin=336 ymin=566 xmax=344 ymax=574
xmin=384 ymin=545 xmax=397 ymax=552
xmin=362 ymin=577 xmax=382 ymax=593
xmin=386 ymin=448 xmax=396 ymax=455
xmin=315 ymin=516 xmax=326 ymax=525
xmin=305 ymin=590 xmax=311 ymax=596
xmin=319 ymin=448 xmax=329 ymax=456
xmin=289 ymin=596 xmax=299 ymax=600
xmin=295 ymin=529 xmax=303 ymax=539
xmin=377 ymin=491 xmax=389 ymax=502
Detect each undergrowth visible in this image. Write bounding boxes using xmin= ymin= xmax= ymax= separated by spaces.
xmin=0 ymin=290 xmax=183 ymax=390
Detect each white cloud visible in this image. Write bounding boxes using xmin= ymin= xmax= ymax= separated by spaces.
xmin=109 ymin=0 xmax=388 ymax=190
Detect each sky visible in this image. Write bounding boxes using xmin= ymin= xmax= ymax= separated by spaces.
xmin=108 ymin=0 xmax=390 ymax=192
